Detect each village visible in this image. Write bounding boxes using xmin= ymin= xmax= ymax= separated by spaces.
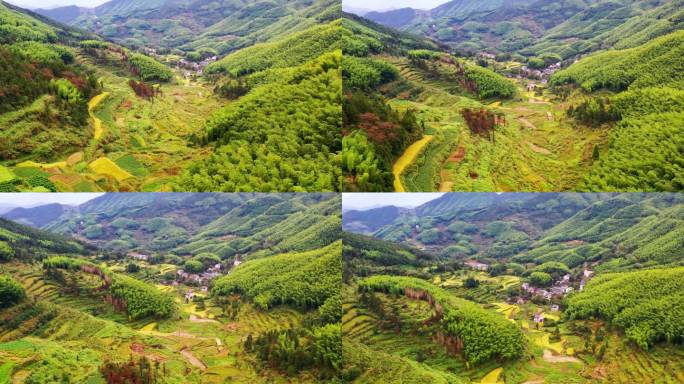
xmin=176 ymin=55 xmax=219 ymax=79
xmin=126 ymin=251 xmax=242 ymax=303
xmin=463 ymin=258 xmax=596 ymax=326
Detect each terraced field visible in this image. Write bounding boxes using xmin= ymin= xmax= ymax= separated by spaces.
xmin=381 ymin=57 xmax=609 ymax=192
xmin=2 ymin=56 xmax=222 ymax=192
xmin=0 ymin=262 xmax=317 ymax=383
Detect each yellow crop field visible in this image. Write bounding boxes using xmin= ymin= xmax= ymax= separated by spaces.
xmin=16 ymin=160 xmax=67 ymax=169
xmin=88 ymin=157 xmax=133 ymax=182
xmin=0 ymin=165 xmax=15 ymax=183
xmin=88 ymin=92 xmax=110 ymax=140
xmin=392 ymin=135 xmax=433 ymax=192
xmin=480 ymin=367 xmax=504 ymax=384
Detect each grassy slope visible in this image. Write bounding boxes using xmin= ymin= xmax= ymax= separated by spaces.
xmin=344 ymin=266 xmax=684 ymax=383
xmin=0 ymin=260 xmax=321 ymax=383
xmin=380 ymin=55 xmax=606 ymax=192
xmin=2 ymin=51 xmax=221 ymax=192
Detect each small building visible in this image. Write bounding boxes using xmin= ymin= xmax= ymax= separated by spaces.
xmin=185 ymin=290 xmax=195 ymax=302
xmin=465 ymin=260 xmax=489 ymax=271
xmin=128 ymin=252 xmax=149 ymax=261
xmin=534 ymin=310 xmax=545 ymax=324
xmin=550 ymin=304 xmax=560 ymax=312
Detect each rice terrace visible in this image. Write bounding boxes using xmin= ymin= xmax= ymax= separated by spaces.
xmin=0 ymin=193 xmax=342 ymax=383
xmin=342 ymin=192 xmax=684 ymax=383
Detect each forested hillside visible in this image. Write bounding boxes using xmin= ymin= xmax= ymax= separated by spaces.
xmin=0 ymin=193 xmax=342 ymax=382
xmin=364 ymin=0 xmax=684 ymax=59
xmin=347 ymin=1 xmax=683 ymax=192
xmin=39 ymin=0 xmax=339 ymax=55
xmin=550 ymin=31 xmax=684 ymax=192
xmin=344 ymin=193 xmax=684 ymax=268
xmin=4 ymin=193 xmax=341 ymax=261
xmin=343 ymin=193 xmax=684 ymax=383
xmin=341 ymin=13 xmax=523 ymax=191
xmin=2 ymin=0 xmax=343 ymax=192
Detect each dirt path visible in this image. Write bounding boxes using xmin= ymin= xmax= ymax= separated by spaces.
xmin=529 ymin=97 xmax=551 ymax=105
xmin=526 ymin=141 xmax=552 ymax=155
xmin=392 ymin=135 xmax=433 ymax=192
xmin=189 ymin=314 xmax=219 ymax=323
xmin=88 ymin=92 xmax=110 ymax=140
xmin=543 ymin=349 xmax=582 ymax=363
xmin=518 ymin=117 xmax=537 ymax=130
xmin=181 ymin=347 xmax=207 ymax=370
xmin=438 ymin=147 xmax=466 ymax=192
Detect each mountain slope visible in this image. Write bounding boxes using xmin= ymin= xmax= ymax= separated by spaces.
xmin=365 ymin=0 xmax=684 ymax=58
xmin=14 ymin=193 xmax=341 ymax=260
xmin=344 ymin=193 xmax=683 ymax=268
xmin=37 ymin=0 xmax=340 ymax=54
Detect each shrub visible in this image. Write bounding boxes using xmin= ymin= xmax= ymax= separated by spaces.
xmin=0 ymin=275 xmax=25 ymax=308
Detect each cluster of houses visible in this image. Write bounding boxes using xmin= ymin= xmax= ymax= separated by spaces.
xmin=127 ymin=252 xmax=149 ymax=261
xmin=519 ymin=266 xmax=594 ymax=306
xmin=176 ymin=263 xmax=223 ymax=286
xmin=520 ymin=61 xmax=562 ymax=82
xmin=177 ymin=55 xmax=218 ymax=78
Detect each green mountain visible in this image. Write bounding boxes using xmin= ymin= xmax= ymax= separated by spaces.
xmin=4 ymin=193 xmax=341 ymax=260
xmin=37 ymin=0 xmax=339 ymax=54
xmin=345 ymin=5 xmax=683 ymax=193
xmin=365 ymin=0 xmax=684 ymax=58
xmin=343 ymin=193 xmax=684 ymax=383
xmin=0 ymin=193 xmax=342 ymax=382
xmin=2 ymin=0 xmax=342 ymax=192
xmin=344 ymin=193 xmax=684 ymax=269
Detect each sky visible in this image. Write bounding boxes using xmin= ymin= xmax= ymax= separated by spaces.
xmin=343 ymin=193 xmax=443 ymax=211
xmin=0 ymin=193 xmax=103 ymax=208
xmin=343 ymin=0 xmax=450 ymax=12
xmin=4 ymin=0 xmax=108 ymax=9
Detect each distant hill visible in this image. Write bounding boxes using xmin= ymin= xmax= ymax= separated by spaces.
xmin=3 ymin=203 xmax=71 ymax=227
xmin=33 ymin=5 xmax=85 ymax=24
xmin=364 ymin=0 xmax=684 ymax=58
xmin=36 ymin=0 xmax=340 ymax=54
xmin=344 ymin=193 xmax=684 ymax=270
xmin=33 ymin=193 xmax=341 ymax=258
xmin=343 ymin=206 xmax=404 ymax=234
xmin=0 ymin=217 xmax=90 ymax=261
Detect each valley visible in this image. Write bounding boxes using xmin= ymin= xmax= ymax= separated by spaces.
xmin=0 ymin=0 xmax=342 ymax=192
xmin=0 ymin=193 xmax=342 ymax=383
xmin=342 ymin=6 xmax=683 ymax=192
xmin=342 ymin=193 xmax=684 ymax=383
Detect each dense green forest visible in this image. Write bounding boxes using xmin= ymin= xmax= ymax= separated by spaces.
xmin=566 ymin=268 xmax=684 ymax=349
xmin=550 ymin=31 xmax=684 ymax=192
xmin=1 ymin=0 xmax=343 ymax=192
xmin=343 ymin=192 xmax=684 ymax=383
xmin=363 ymin=0 xmax=684 ymax=59
xmin=345 ymin=2 xmax=683 ymax=192
xmin=0 ymin=193 xmax=342 ymax=383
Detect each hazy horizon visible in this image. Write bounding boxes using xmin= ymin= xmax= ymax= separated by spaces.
xmin=0 ymin=193 xmax=104 ymax=208
xmin=343 ymin=193 xmax=443 ymax=211
xmin=4 ymin=0 xmax=109 ymax=9
xmin=343 ymin=0 xmax=450 ymax=12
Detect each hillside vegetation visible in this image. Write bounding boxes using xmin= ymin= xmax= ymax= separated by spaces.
xmin=0 ymin=193 xmax=342 ymax=382
xmin=550 ymin=31 xmax=684 ymax=192
xmin=2 ymin=0 xmax=343 ymax=192
xmin=343 ymin=193 xmax=684 ymax=383
xmin=566 ymin=268 xmax=684 ymax=349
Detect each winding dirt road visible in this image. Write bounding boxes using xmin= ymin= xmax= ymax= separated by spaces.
xmin=392 ymin=135 xmax=433 ymax=192
xmin=88 ymin=92 xmax=110 ymax=140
